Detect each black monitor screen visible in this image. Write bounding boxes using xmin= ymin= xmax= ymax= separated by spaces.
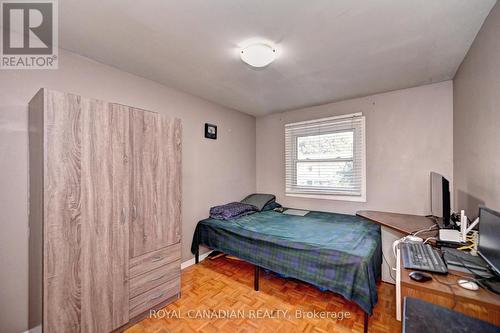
xmin=478 ymin=207 xmax=500 ymax=275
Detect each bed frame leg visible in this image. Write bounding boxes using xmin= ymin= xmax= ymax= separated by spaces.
xmin=254 ymin=265 xmax=260 ymax=291
xmin=195 ymin=248 xmax=199 ymax=264
xmin=364 ymin=312 xmax=369 ymax=333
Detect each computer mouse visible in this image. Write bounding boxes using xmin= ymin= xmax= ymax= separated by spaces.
xmin=409 ymin=271 xmax=432 ymax=282
xmin=458 ymin=279 xmax=479 ymax=291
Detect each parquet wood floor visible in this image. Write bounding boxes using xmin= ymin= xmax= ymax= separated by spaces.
xmin=125 ymin=257 xmax=401 ymax=333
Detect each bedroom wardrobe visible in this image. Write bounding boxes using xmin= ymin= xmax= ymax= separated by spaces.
xmin=28 ymin=89 xmax=182 ymax=332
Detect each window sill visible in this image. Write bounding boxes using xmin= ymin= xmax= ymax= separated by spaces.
xmin=285 ymin=193 xmax=366 ymax=202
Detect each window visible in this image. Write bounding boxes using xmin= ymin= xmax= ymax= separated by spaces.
xmin=285 ymin=113 xmax=366 ymax=201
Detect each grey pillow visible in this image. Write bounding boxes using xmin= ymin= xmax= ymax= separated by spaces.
xmin=240 ymin=193 xmax=276 ymax=211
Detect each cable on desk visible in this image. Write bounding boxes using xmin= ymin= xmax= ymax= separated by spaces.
xmin=432 ymin=274 xmax=458 ymax=309
xmin=411 ymin=224 xmax=439 ymax=237
xmin=445 ymin=251 xmax=495 ymax=291
xmin=445 ymin=251 xmax=491 ymax=279
xmin=456 ymin=234 xmax=476 ymax=251
xmin=423 ymin=236 xmax=437 ymax=244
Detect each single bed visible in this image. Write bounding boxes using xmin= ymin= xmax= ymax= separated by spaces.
xmin=191 ymin=209 xmax=382 ymax=331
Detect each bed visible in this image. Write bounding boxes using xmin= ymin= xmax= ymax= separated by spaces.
xmin=191 ymin=209 xmax=382 ymax=331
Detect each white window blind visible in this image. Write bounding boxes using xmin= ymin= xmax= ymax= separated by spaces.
xmin=285 ymin=113 xmax=366 ymax=201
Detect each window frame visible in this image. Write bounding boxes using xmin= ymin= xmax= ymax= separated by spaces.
xmin=285 ymin=113 xmax=366 ymax=202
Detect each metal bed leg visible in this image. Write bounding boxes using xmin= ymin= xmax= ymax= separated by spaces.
xmin=254 ymin=265 xmax=260 ymax=291
xmin=364 ymin=312 xmax=369 ymax=333
xmin=195 ymin=248 xmax=199 ymax=264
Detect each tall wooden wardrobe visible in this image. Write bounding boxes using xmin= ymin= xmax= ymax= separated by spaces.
xmin=28 ymin=89 xmax=182 ymax=332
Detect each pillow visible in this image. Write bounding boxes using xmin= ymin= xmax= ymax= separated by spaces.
xmin=210 ymin=202 xmax=258 ymax=220
xmin=262 ymin=201 xmax=281 ymax=211
xmin=240 ymin=193 xmax=276 ymax=211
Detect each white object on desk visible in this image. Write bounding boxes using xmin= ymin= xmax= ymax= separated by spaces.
xmin=406 ymin=235 xmax=423 ymax=242
xmin=462 ymin=216 xmax=479 ymax=243
xmin=439 ymin=212 xmax=479 ymax=243
xmin=439 ymin=229 xmax=462 ymax=243
xmin=458 ymin=279 xmax=479 ymax=291
xmin=396 ymin=247 xmax=402 ymax=321
xmin=392 ymin=235 xmax=423 ymax=257
xmin=461 ymin=210 xmax=467 ymax=241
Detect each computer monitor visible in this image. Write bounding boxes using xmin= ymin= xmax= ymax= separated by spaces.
xmin=430 ymin=172 xmax=450 ymax=228
xmin=478 ymin=206 xmax=500 ymax=276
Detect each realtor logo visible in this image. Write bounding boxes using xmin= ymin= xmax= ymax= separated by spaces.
xmin=1 ymin=0 xmax=58 ymax=69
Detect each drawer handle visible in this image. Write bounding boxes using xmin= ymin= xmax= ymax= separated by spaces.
xmin=150 ymin=292 xmax=164 ymax=301
xmin=151 ymin=256 xmax=164 ymax=262
xmin=151 ymin=274 xmax=166 ymax=282
xmin=132 ymin=205 xmax=137 ymax=221
xmin=121 ymin=208 xmax=126 ymax=224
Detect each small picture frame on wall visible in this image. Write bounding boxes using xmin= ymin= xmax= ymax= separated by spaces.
xmin=205 ymin=123 xmax=217 ymax=140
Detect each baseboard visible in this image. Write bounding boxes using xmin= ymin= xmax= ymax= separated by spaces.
xmin=24 ymin=325 xmax=42 ymax=333
xmin=181 ymin=250 xmax=212 ymax=270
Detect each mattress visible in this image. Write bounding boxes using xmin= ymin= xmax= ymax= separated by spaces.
xmin=191 ymin=210 xmax=381 ymax=314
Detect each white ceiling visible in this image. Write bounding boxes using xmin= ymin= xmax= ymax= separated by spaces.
xmin=60 ymin=0 xmax=496 ymax=116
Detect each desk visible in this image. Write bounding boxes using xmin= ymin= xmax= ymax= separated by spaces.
xmin=357 ymin=210 xmax=500 ymax=325
xmin=400 ymin=255 xmax=500 ymax=326
xmin=357 ymin=210 xmax=439 ymax=285
xmin=356 ymin=210 xmax=438 ymax=237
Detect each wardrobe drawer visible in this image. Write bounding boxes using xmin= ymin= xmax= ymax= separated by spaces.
xmin=130 ymin=242 xmax=181 ymax=278
xmin=130 ymin=260 xmax=180 ymax=298
xmin=129 ymin=278 xmax=180 ymax=318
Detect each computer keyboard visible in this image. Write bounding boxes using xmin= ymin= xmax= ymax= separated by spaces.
xmin=401 ymin=242 xmax=448 ymax=274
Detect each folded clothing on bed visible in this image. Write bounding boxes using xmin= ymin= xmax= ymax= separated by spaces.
xmin=209 ymin=202 xmax=258 ymax=220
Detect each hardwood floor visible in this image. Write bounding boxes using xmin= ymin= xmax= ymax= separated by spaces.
xmin=126 ymin=256 xmax=401 ymax=333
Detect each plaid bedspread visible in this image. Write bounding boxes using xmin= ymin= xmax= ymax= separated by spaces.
xmin=191 ymin=210 xmax=381 ymax=314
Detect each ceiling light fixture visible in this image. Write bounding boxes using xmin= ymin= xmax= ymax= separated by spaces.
xmin=240 ymin=43 xmax=277 ymax=68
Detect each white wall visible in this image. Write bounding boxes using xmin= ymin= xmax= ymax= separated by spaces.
xmin=0 ymin=50 xmax=256 ymax=333
xmin=257 ymin=81 xmax=453 ymax=214
xmin=256 ymin=81 xmax=454 ymax=282
xmin=454 ymin=2 xmax=500 ymax=216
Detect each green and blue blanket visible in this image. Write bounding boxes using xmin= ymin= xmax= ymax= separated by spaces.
xmin=191 ymin=210 xmax=381 ymax=314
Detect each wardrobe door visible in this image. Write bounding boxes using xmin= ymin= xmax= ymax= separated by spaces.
xmin=129 ymin=109 xmax=181 ymax=258
xmin=43 ymin=92 xmax=130 ymax=332
xmin=80 ymin=100 xmax=130 ymax=331
xmin=43 ymin=90 xmax=84 ymax=332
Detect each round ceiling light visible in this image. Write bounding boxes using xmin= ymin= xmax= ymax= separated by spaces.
xmin=240 ymin=43 xmax=276 ymax=68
